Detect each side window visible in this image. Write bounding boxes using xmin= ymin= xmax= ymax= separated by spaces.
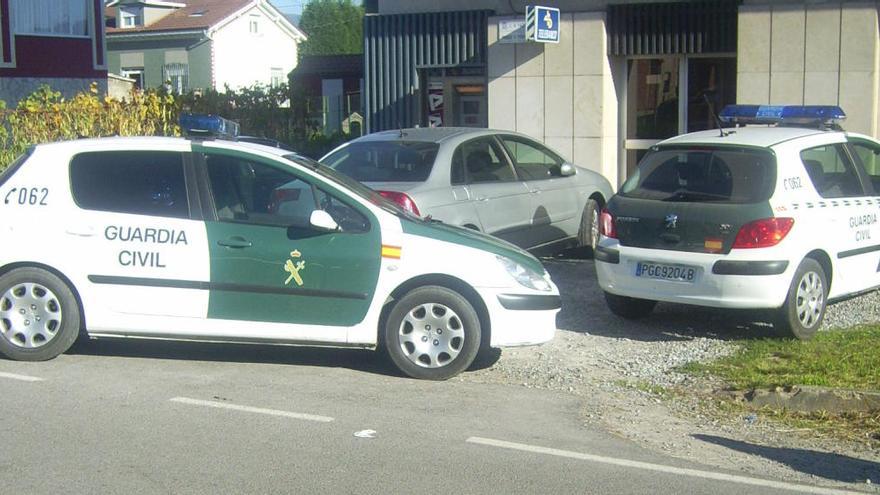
xmin=206 ymin=154 xmax=316 ymax=227
xmin=800 ymin=144 xmax=865 ymax=198
xmin=205 ymin=153 xmax=368 ymax=232
xmin=315 ymin=189 xmax=369 ymax=233
xmin=500 ymin=136 xmax=564 ymax=180
xmin=850 ymin=140 xmax=880 ymax=194
xmin=70 ymin=151 xmax=189 ymax=218
xmin=455 ymin=137 xmax=516 ymax=184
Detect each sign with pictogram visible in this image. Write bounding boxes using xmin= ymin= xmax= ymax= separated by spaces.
xmin=525 ymin=6 xmax=560 ymax=43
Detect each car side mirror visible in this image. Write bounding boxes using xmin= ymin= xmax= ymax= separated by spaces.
xmin=310 ymin=209 xmax=340 ymax=232
xmin=560 ymin=163 xmax=577 ymax=177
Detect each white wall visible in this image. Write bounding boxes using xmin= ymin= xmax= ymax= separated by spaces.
xmin=737 ymin=2 xmax=880 ymax=137
xmin=487 ymin=13 xmax=620 ymax=186
xmin=212 ymin=2 xmax=301 ymax=90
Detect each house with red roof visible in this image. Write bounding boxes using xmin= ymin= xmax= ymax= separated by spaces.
xmin=105 ymin=0 xmax=305 ymax=93
xmin=0 ymin=0 xmax=107 ymax=106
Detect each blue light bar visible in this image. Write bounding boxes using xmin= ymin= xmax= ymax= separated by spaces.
xmin=179 ymin=114 xmax=240 ymax=137
xmin=719 ymin=105 xmax=846 ymax=126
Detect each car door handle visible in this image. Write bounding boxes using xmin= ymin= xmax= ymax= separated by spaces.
xmin=475 ymin=196 xmax=490 ymax=202
xmin=529 ymin=189 xmax=542 ymax=195
xmin=217 ymin=237 xmax=252 ymax=248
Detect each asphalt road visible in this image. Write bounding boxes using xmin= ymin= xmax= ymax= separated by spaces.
xmin=0 ymin=337 xmax=862 ymax=495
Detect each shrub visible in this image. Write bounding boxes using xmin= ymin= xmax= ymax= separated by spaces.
xmin=0 ymin=83 xmax=178 ymax=171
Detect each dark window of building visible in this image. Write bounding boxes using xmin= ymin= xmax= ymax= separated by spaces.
xmin=163 ymin=63 xmax=189 ymax=94
xmin=70 ymin=151 xmax=189 ymax=218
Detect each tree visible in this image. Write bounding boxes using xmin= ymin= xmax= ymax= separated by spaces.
xmin=299 ymin=0 xmax=364 ymax=57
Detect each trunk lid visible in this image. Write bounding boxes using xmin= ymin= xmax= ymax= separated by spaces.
xmin=609 ymin=146 xmax=777 ymax=254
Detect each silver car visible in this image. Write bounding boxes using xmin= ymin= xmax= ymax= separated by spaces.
xmin=321 ymin=128 xmax=614 ymax=254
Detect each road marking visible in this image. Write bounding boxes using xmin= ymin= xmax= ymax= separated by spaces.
xmin=466 ymin=437 xmax=862 ymax=495
xmin=0 ymin=372 xmax=44 ymax=382
xmin=169 ymin=397 xmax=334 ymax=423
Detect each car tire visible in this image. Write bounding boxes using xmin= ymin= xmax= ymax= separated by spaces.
xmin=383 ymin=286 xmax=481 ymax=380
xmin=0 ymin=268 xmax=81 ymax=361
xmin=604 ymin=291 xmax=656 ymax=319
xmin=468 ymin=347 xmax=502 ymax=371
xmin=775 ymin=258 xmax=827 ymax=340
xmin=578 ymin=199 xmax=601 ymax=256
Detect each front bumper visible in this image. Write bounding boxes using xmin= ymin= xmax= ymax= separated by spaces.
xmin=595 ymin=242 xmax=793 ymax=309
xmin=477 ymin=288 xmax=559 ymax=347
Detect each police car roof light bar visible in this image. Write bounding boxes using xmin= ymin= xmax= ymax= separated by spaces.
xmin=179 ymin=114 xmax=241 ymax=138
xmin=719 ymin=105 xmax=846 ymax=128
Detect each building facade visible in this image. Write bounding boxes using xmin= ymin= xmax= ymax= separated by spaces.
xmin=363 ymin=0 xmax=880 ymax=186
xmin=105 ymin=0 xmax=306 ymax=93
xmin=0 ymin=0 xmax=108 ymax=106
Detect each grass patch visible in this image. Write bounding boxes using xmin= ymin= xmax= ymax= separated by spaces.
xmin=683 ymin=326 xmax=880 ymax=391
xmin=615 ymin=379 xmax=674 ymax=399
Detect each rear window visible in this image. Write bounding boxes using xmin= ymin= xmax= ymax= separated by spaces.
xmin=322 ymin=141 xmax=439 ymax=182
xmin=620 ymin=147 xmax=776 ymax=204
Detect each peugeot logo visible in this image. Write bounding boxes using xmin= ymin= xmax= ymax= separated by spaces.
xmin=664 ymin=214 xmax=678 ymax=230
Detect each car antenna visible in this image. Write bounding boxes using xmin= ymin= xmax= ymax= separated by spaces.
xmin=703 ymin=92 xmax=731 ymax=137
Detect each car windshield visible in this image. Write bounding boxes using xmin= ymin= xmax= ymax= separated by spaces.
xmin=281 ymin=152 xmax=420 ymax=221
xmin=620 ymin=146 xmax=776 ymax=204
xmin=322 ymin=141 xmax=439 ymax=182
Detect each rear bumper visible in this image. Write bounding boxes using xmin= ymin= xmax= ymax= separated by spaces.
xmin=595 ymin=241 xmax=792 ymax=309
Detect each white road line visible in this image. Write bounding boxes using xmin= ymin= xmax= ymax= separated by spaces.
xmin=169 ymin=397 xmax=334 ymax=423
xmin=0 ymin=371 xmax=44 ymax=382
xmin=466 ymin=437 xmax=862 ymax=495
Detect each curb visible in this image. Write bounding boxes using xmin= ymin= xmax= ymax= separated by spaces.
xmin=721 ymin=386 xmax=880 ymax=414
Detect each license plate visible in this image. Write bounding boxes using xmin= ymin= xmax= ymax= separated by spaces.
xmin=635 ymin=262 xmax=697 ymax=282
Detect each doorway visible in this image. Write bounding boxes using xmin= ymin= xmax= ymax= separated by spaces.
xmin=621 ymin=55 xmax=736 ymax=179
xmin=419 ymin=67 xmax=487 ymax=128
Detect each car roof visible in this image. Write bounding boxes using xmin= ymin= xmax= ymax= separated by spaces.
xmin=33 ymin=135 xmax=294 ymax=158
xmin=659 ymin=126 xmax=836 ymax=149
xmin=351 ymin=127 xmax=500 ymax=144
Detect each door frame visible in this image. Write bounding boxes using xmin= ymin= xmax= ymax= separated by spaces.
xmin=617 ymin=52 xmax=736 ymax=186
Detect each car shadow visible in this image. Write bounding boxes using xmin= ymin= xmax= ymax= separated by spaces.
xmin=691 ymin=434 xmax=880 ymax=484
xmin=67 ymin=338 xmax=404 ymax=378
xmin=543 ymin=257 xmax=780 ymax=343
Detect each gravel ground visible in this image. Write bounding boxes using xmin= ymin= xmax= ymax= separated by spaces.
xmin=461 ymin=257 xmax=880 ymax=491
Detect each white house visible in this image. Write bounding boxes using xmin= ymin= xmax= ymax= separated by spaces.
xmin=105 ymin=0 xmax=306 ymax=92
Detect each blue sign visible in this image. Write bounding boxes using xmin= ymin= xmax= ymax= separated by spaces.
xmin=526 ymin=6 xmax=560 ymax=43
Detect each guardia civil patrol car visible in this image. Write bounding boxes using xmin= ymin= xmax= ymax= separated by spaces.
xmin=596 ymin=105 xmax=880 ymax=339
xmin=0 ymin=116 xmax=560 ymax=380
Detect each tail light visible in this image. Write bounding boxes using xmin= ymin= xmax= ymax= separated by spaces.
xmin=378 ymin=190 xmax=421 ymax=216
xmin=732 ymin=218 xmax=794 ymax=249
xmin=599 ymin=208 xmax=617 ymax=239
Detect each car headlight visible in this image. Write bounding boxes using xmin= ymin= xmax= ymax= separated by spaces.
xmin=497 ymin=256 xmax=552 ymax=292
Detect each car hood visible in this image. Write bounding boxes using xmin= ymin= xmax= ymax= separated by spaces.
xmin=399 ymin=217 xmax=547 ymax=275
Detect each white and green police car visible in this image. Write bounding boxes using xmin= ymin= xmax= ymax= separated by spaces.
xmin=596 ymin=105 xmax=880 ymax=339
xmin=0 ymin=116 xmax=559 ymax=380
